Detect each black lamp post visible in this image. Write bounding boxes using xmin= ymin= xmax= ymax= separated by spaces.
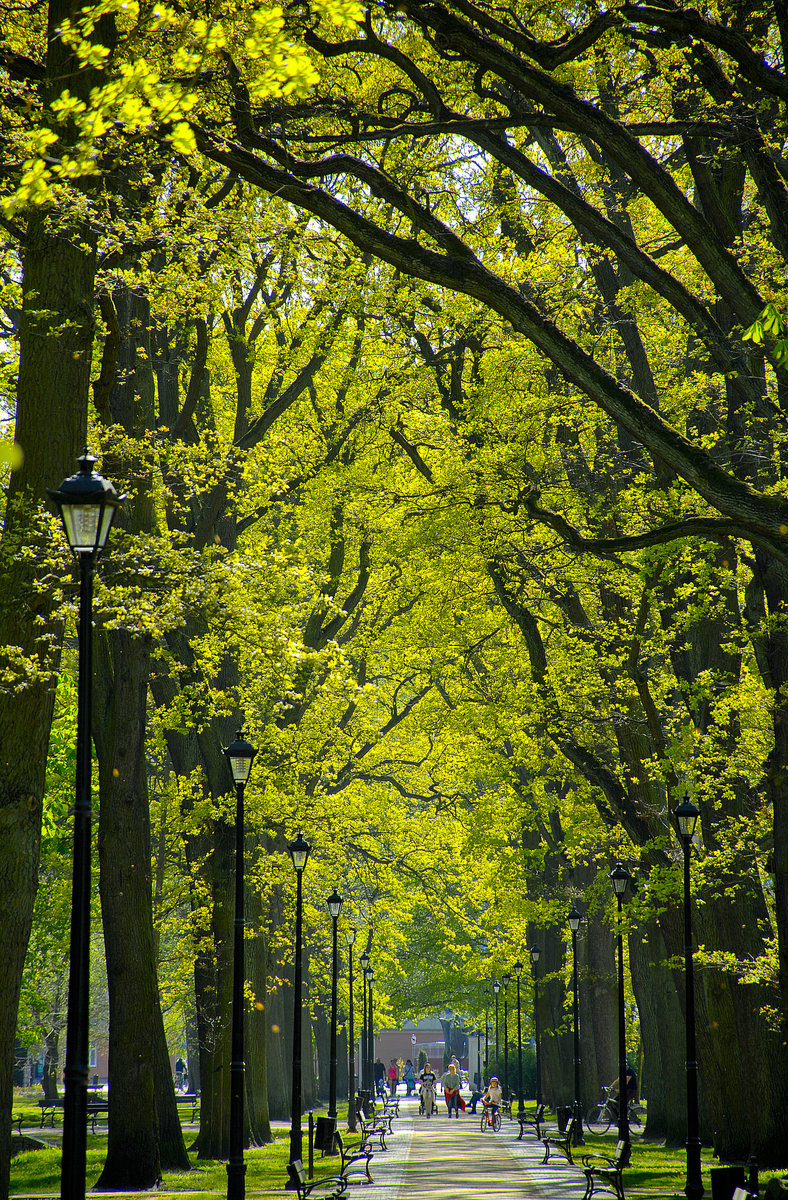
xmin=492 ymin=981 xmax=501 ymax=1081
xmin=287 ymin=830 xmax=311 ymax=1181
xmin=568 ymin=905 xmax=583 ymax=1142
xmin=484 ymin=1007 xmax=489 ymax=1081
xmin=223 ymin=730 xmax=257 ymax=1200
xmin=673 ymin=797 xmax=704 ymax=1200
xmin=326 ymin=889 xmax=343 ymax=1121
xmin=610 ymin=864 xmax=632 ymax=1150
xmin=359 ymin=951 xmax=369 ymax=1091
xmin=347 ymin=928 xmax=357 ymax=1131
xmin=49 ymin=450 xmax=123 ymax=1200
xmin=367 ymin=969 xmax=375 ymax=1090
xmin=514 ymin=961 xmax=524 ymax=1117
xmin=529 ymin=945 xmax=542 ymax=1107
xmin=502 ymin=972 xmax=511 ymax=1105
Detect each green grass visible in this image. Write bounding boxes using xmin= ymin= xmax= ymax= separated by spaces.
xmin=10 ymin=1126 xmax=341 ymax=1197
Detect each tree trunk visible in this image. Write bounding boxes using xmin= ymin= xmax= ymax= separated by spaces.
xmin=94 ymin=628 xmax=161 ymax=1190
xmin=0 ymin=206 xmax=96 ymax=1197
xmin=246 ymin=882 xmax=272 ymax=1145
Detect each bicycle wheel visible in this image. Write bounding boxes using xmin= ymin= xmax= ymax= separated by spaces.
xmin=586 ymin=1104 xmax=611 ymax=1134
xmin=492 ymin=1110 xmax=502 ymax=1132
xmin=480 ymin=1111 xmax=488 ymax=1132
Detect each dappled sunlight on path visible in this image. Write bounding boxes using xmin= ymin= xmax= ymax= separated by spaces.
xmin=373 ymin=1097 xmax=589 ymax=1200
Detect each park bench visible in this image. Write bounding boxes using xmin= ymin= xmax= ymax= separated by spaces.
xmin=382 ymin=1093 xmax=399 ymax=1118
xmin=358 ymin=1113 xmax=389 ymax=1151
xmin=86 ymin=1100 xmax=110 ymax=1133
xmin=334 ymin=1130 xmax=374 ymax=1184
xmin=517 ymin=1102 xmax=545 ymax=1140
xmin=176 ymin=1092 xmax=200 ymax=1122
xmin=39 ymin=1097 xmax=64 ymax=1127
xmin=582 ymin=1139 xmax=631 ymax=1200
xmin=542 ymin=1110 xmax=583 ymax=1165
xmin=11 ymin=1112 xmax=23 ymax=1134
xmin=287 ymin=1158 xmax=347 ymax=1200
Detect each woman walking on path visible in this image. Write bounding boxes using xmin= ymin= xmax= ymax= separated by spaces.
xmin=442 ymin=1063 xmax=463 ymax=1118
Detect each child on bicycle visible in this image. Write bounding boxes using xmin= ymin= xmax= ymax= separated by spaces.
xmin=482 ymin=1076 xmax=502 ymax=1125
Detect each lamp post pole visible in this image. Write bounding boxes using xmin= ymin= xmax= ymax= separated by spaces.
xmin=367 ymin=971 xmax=375 ymax=1091
xmin=610 ymin=865 xmax=632 ymax=1151
xmin=224 ymin=731 xmax=257 ymax=1200
xmin=502 ymin=973 xmax=511 ymax=1106
xmin=493 ymin=981 xmax=500 ymax=1082
xmin=529 ymin=946 xmax=542 ymax=1108
xmin=326 ymin=891 xmax=343 ymax=1121
xmin=347 ymin=929 xmax=357 ymax=1131
xmin=674 ymin=799 xmax=704 ymax=1200
xmin=359 ymin=952 xmax=369 ymax=1092
xmin=287 ymin=831 xmax=311 ymax=1181
xmin=49 ymin=451 xmax=123 ymax=1200
xmin=568 ymin=906 xmax=583 ymax=1143
xmin=514 ymin=962 xmax=524 ymax=1118
xmin=484 ymin=1008 xmax=489 ymax=1081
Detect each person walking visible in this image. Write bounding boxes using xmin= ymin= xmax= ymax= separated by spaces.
xmin=387 ymin=1059 xmax=399 ymax=1096
xmin=442 ymin=1062 xmax=462 ymax=1117
xmin=404 ymin=1059 xmax=416 ymax=1096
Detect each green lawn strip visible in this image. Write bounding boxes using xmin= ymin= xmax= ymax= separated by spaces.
xmin=10 ymin=1127 xmax=355 ymax=1196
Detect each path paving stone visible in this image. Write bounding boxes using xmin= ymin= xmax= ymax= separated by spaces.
xmin=372 ymin=1097 xmax=590 ymax=1200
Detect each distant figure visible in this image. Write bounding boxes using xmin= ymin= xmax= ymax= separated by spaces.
xmin=419 ymin=1064 xmax=438 ymax=1118
xmin=404 ymin=1059 xmax=416 ymax=1096
xmin=374 ymin=1057 xmax=386 ymax=1097
xmin=608 ymin=1065 xmax=637 ymax=1115
xmin=442 ymin=1063 xmax=463 ymax=1118
xmin=387 ymin=1059 xmax=398 ymax=1096
xmin=175 ymin=1057 xmax=186 ymax=1090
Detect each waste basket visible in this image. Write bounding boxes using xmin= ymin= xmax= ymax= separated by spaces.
xmin=557 ymin=1105 xmax=572 ymax=1133
xmin=711 ymin=1166 xmax=746 ymax=1200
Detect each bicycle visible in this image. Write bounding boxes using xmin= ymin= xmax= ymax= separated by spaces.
xmin=585 ymin=1086 xmax=643 ymax=1134
xmin=480 ymin=1104 xmax=502 ymax=1132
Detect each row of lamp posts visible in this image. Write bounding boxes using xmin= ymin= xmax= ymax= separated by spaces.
xmin=50 ymin=447 xmax=704 ymax=1200
xmin=487 ymin=799 xmax=702 ymax=1200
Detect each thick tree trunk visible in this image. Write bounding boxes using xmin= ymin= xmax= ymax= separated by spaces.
xmin=628 ymin=918 xmax=688 ymax=1145
xmin=247 ymin=885 xmax=272 ymax=1145
xmin=0 ymin=207 xmax=95 ymax=1197
xmin=94 ymin=628 xmax=161 ymax=1190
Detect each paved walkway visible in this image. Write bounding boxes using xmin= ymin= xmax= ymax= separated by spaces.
xmin=370 ymin=1097 xmax=588 ymax=1200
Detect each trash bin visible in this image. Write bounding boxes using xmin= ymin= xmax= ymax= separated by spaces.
xmin=557 ymin=1105 xmax=572 ymax=1133
xmin=710 ymin=1166 xmax=746 ymax=1200
xmin=314 ymin=1116 xmax=338 ymax=1155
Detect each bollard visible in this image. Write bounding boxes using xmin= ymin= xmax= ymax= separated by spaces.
xmin=308 ymin=1110 xmax=314 ymax=1179
xmin=748 ymin=1155 xmax=759 ymax=1196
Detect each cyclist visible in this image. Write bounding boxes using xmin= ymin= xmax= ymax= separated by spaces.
xmin=481 ymin=1075 xmax=502 ymax=1127
xmin=607 ymin=1066 xmax=637 ymax=1116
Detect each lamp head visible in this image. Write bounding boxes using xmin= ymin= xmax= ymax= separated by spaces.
xmin=513 ymin=960 xmax=523 ymax=976
xmin=502 ymin=972 xmax=511 ymax=987
xmin=326 ymin=889 xmax=343 ymax=919
xmin=610 ymin=862 xmax=631 ymax=899
xmin=223 ymin=728 xmax=256 ymax=784
xmin=492 ymin=980 xmax=500 ymax=995
xmin=287 ymin=830 xmax=311 ymax=873
xmin=359 ymin=950 xmax=369 ymax=970
xmin=48 ymin=448 xmax=124 ymax=556
xmin=568 ymin=905 xmax=582 ymax=934
xmin=346 ymin=927 xmax=357 ymax=947
xmin=673 ymin=797 xmax=700 ymax=840
xmin=529 ymin=944 xmax=541 ymax=966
